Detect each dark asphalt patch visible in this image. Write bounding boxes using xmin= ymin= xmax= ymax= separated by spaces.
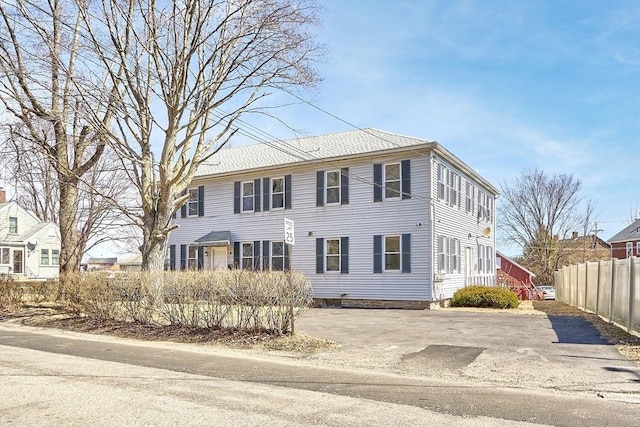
xmin=402 ymin=345 xmax=485 ymax=371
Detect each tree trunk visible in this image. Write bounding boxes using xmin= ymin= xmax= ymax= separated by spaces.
xmin=140 ymin=213 xmax=170 ymax=271
xmin=58 ymin=181 xmax=83 ymax=274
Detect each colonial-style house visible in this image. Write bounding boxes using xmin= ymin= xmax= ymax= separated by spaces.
xmin=168 ymin=129 xmax=498 ymax=308
xmin=0 ymin=188 xmax=61 ymax=280
xmin=608 ymin=218 xmax=640 ymax=259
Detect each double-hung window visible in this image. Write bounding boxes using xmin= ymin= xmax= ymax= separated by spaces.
xmin=188 ymin=246 xmax=198 ymax=270
xmin=271 ymin=177 xmax=285 ymax=209
xmin=448 ymin=171 xmax=460 ymax=207
xmin=384 ymin=235 xmax=401 ymax=271
xmin=448 ymin=237 xmax=460 ymax=273
xmin=466 ymin=182 xmax=475 ymax=214
xmin=326 ymin=171 xmax=340 ymax=204
xmin=326 ymin=239 xmax=341 ymax=272
xmin=637 ymin=242 xmax=640 ymax=256
xmin=384 ymin=163 xmax=401 ymax=199
xmin=242 ymin=242 xmax=254 ymax=269
xmin=242 ymin=182 xmax=254 ymax=212
xmin=9 ymin=217 xmax=17 ymax=234
xmin=438 ymin=164 xmax=446 ymax=200
xmin=626 ymin=242 xmax=633 ymax=258
xmin=485 ymin=246 xmax=493 ymax=271
xmin=52 ymin=250 xmax=60 ymax=266
xmin=271 ymin=241 xmax=284 ymax=271
xmin=187 ymin=188 xmax=199 ymax=216
xmin=438 ymin=236 xmax=447 ymax=273
xmin=0 ymin=248 xmax=9 ymax=264
xmin=40 ymin=249 xmax=49 ymax=266
xmin=477 ymin=243 xmax=484 ymax=273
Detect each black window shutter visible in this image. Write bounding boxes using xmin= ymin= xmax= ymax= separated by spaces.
xmin=253 ymin=240 xmax=260 ymax=270
xmin=284 ymin=244 xmax=290 ymax=271
xmin=197 ymin=246 xmax=204 ymax=270
xmin=172 ymin=210 xmax=176 ymax=219
xmin=316 ymin=170 xmax=324 ymax=207
xmin=402 ymin=233 xmax=411 ymax=273
xmin=254 ymin=179 xmax=261 ymax=212
xmin=341 ymin=168 xmax=349 ymax=205
xmin=341 ymin=236 xmax=349 ymax=274
xmin=373 ymin=235 xmax=382 ymax=273
xmin=401 ymin=160 xmax=411 ymax=200
xmin=233 ymin=242 xmax=240 ymax=268
xmin=233 ymin=182 xmax=241 ymax=214
xmin=373 ymin=164 xmax=383 ymax=202
xmin=169 ymin=245 xmax=176 ymax=271
xmin=316 ymin=238 xmax=324 ymax=273
xmin=285 ymin=174 xmax=292 ymax=209
xmin=180 ymin=244 xmax=187 ymax=271
xmin=262 ymin=240 xmax=270 ymax=270
xmin=198 ymin=186 xmax=205 ymax=216
xmin=263 ymin=177 xmax=270 ymax=211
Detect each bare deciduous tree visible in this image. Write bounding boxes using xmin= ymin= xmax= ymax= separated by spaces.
xmin=0 ymin=0 xmax=119 ymax=274
xmin=499 ymin=169 xmax=595 ymax=284
xmin=0 ymin=121 xmax=139 ymax=259
xmin=79 ymin=0 xmax=321 ymax=270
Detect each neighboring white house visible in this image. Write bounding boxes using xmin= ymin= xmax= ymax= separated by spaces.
xmin=0 ymin=189 xmax=61 ymax=280
xmin=168 ymin=129 xmax=498 ymax=308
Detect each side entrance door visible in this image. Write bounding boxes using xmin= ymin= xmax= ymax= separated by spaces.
xmin=465 ymin=246 xmax=473 ymax=285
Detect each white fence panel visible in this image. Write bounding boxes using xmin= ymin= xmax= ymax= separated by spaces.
xmin=556 ymin=257 xmax=638 ymax=337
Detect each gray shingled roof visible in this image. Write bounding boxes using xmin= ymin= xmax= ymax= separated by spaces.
xmin=608 ymin=218 xmax=640 ymax=243
xmin=194 ymin=128 xmax=499 ymax=195
xmin=195 ymin=128 xmax=434 ymax=176
xmin=192 ymin=230 xmax=232 ymax=246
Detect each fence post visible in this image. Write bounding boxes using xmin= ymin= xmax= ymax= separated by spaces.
xmin=628 ymin=257 xmax=635 ymax=334
xmin=609 ymin=259 xmax=616 ymax=324
xmin=595 ymin=260 xmax=600 ymax=315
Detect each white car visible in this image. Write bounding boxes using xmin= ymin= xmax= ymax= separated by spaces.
xmin=538 ymin=286 xmax=556 ymax=300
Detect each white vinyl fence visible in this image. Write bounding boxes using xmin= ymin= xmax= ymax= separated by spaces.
xmin=555 ymin=257 xmax=639 ymax=337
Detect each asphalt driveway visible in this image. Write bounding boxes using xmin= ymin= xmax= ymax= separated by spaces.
xmin=293 ymin=307 xmax=640 ymax=396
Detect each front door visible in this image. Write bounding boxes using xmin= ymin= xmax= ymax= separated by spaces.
xmin=212 ymin=247 xmax=227 ymax=270
xmin=13 ymin=249 xmax=23 ymax=274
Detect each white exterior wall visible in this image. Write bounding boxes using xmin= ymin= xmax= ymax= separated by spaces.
xmin=430 ymin=154 xmax=497 ymax=300
xmin=170 ymin=151 xmax=434 ymax=301
xmin=0 ymin=202 xmax=60 ymax=279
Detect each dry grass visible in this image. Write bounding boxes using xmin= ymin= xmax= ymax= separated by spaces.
xmin=533 ymin=300 xmax=640 ymax=366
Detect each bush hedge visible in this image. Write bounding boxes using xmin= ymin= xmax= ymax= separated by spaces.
xmin=1 ymin=270 xmax=314 ymax=334
xmin=451 ymin=285 xmax=519 ymax=309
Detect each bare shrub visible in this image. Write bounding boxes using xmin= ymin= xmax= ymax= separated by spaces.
xmin=40 ymin=270 xmax=314 ymax=334
xmin=0 ymin=274 xmax=23 ymax=308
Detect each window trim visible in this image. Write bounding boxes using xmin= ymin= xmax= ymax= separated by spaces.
xmin=271 ymin=177 xmax=285 ymax=210
xmin=40 ymin=249 xmax=50 ymax=266
xmin=241 ymin=181 xmax=254 ymax=213
xmin=241 ymin=242 xmax=254 ymax=269
xmin=9 ymin=217 xmax=18 ymax=234
xmin=51 ymin=249 xmax=60 ymax=266
xmin=384 ymin=235 xmax=401 ymax=271
xmin=271 ymin=241 xmax=284 ymax=271
xmin=187 ymin=188 xmax=199 ymax=217
xmin=0 ymin=247 xmax=10 ymax=265
xmin=384 ymin=163 xmax=401 ymax=199
xmin=325 ymin=238 xmax=341 ymax=272
xmin=325 ymin=170 xmax=341 ymax=205
xmin=188 ymin=246 xmax=198 ymax=270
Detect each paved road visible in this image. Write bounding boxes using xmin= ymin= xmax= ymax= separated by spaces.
xmin=1 ymin=323 xmax=639 ymax=426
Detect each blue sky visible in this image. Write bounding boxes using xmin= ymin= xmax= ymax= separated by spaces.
xmin=233 ymin=0 xmax=640 ymax=254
